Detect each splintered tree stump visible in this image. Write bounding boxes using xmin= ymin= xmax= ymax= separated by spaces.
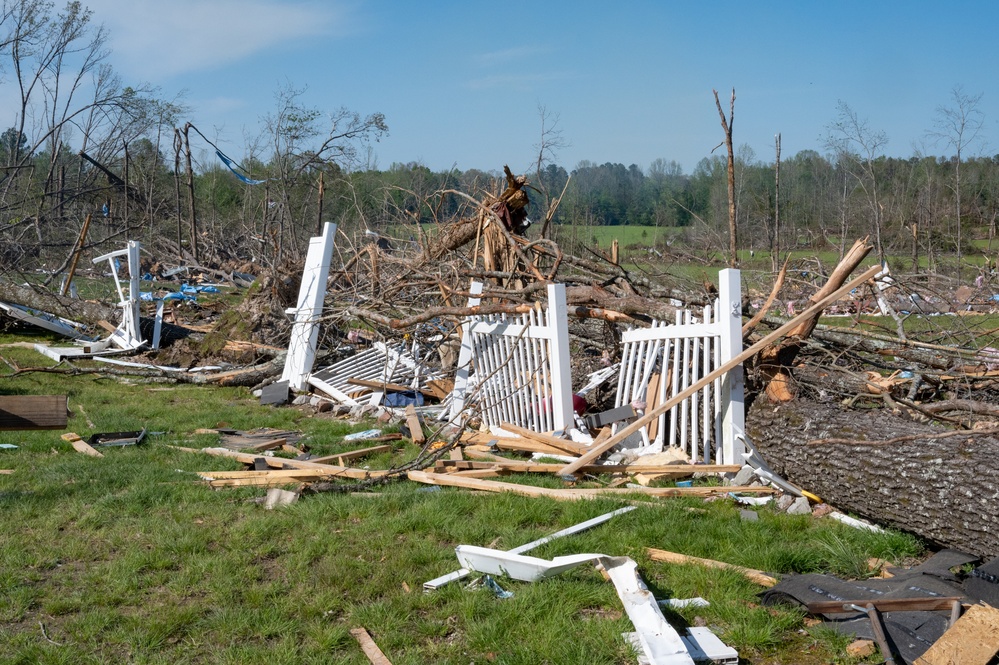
xmin=747 ymin=397 xmax=999 ymax=557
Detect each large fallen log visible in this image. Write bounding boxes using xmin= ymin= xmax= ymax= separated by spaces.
xmin=747 ymin=397 xmax=999 ymax=557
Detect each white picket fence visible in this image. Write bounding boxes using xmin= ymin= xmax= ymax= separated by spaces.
xmin=614 ymin=269 xmax=745 ymax=464
xmin=450 ymin=282 xmax=574 ymax=434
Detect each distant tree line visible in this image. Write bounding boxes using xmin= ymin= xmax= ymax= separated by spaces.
xmin=0 ymin=0 xmax=993 ymax=279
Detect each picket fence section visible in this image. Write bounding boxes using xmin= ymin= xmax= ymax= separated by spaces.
xmin=613 ymin=268 xmax=745 ymax=464
xmin=450 ymin=282 xmax=574 ymax=434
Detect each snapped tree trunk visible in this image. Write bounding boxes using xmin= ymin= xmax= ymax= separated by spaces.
xmin=747 ymin=397 xmax=999 ymax=558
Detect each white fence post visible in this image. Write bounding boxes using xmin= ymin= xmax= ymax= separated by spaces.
xmin=547 ymin=283 xmax=573 ymax=434
xmin=449 ymin=281 xmax=483 ymax=422
xmin=280 ymin=221 xmax=337 ymax=391
xmin=717 ymin=268 xmax=745 ymax=464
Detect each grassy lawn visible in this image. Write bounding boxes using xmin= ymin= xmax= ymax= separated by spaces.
xmin=0 ymin=336 xmax=923 ymax=664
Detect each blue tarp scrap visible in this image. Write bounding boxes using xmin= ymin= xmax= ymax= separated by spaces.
xmin=216 ymin=150 xmax=267 ymax=185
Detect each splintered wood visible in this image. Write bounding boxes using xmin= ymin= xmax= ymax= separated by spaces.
xmin=914 ymin=603 xmax=999 ymax=665
xmin=350 ymin=627 xmax=393 ymax=665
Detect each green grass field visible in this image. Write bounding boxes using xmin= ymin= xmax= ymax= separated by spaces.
xmin=0 ymin=334 xmax=923 ymax=664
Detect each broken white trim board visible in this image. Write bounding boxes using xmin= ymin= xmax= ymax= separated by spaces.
xmin=455 ymin=547 xmax=696 ymax=665
xmin=456 ymin=546 xmax=603 ymax=582
xmin=280 ymin=221 xmax=337 ymax=391
xmin=422 ymin=506 xmax=635 ymax=592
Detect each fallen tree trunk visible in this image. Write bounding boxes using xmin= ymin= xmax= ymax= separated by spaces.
xmin=747 ymin=397 xmax=999 ymax=557
xmin=0 ymin=280 xmax=117 ymax=326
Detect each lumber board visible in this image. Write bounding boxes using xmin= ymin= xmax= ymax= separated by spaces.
xmin=246 ymin=438 xmax=286 ymax=452
xmin=61 ymin=432 xmax=103 ymax=458
xmin=559 ymin=265 xmax=883 ymax=476
xmin=914 ymin=603 xmax=999 ymax=665
xmin=0 ymin=469 xmax=13 ymax=474
xmin=497 ymin=422 xmax=590 ymax=455
xmin=646 ymin=547 xmax=778 ymax=587
xmin=346 ymin=377 xmax=435 ymax=398
xmin=350 ymin=627 xmax=393 ymax=665
xmin=0 ymin=395 xmax=68 ymax=430
xmin=309 ymin=444 xmax=393 ymax=464
xmin=491 ymin=437 xmax=574 ymax=456
xmin=806 ymin=597 xmax=961 ymax=615
xmin=171 ymin=446 xmax=386 ymax=479
xmin=434 ymin=459 xmax=742 ymax=475
xmin=404 ymin=404 xmax=425 ymax=444
xmin=407 ymin=470 xmax=773 ymax=501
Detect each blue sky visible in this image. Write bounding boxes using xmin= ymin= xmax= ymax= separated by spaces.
xmin=83 ymin=0 xmax=999 ymax=175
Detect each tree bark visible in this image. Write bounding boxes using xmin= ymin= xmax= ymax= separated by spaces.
xmin=747 ymin=397 xmax=999 ymax=557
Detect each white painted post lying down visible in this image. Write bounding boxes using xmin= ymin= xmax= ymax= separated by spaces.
xmin=280 ymin=222 xmax=337 ymax=391
xmin=454 ymin=547 xmax=700 ymax=665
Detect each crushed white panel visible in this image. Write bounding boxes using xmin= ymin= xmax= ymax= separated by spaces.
xmin=829 ymin=511 xmax=885 ymax=533
xmin=613 ymin=269 xmax=744 ymax=465
xmin=0 ymin=301 xmax=95 ymax=340
xmin=576 ymin=363 xmax=620 ymax=398
xmin=424 ymin=506 xmax=634 ymax=592
xmin=456 ymin=546 xmax=603 ymax=582
xmin=681 ymin=627 xmax=738 ymax=665
xmin=307 ymin=342 xmax=421 ymax=406
xmin=603 ymin=557 xmax=695 ymax=665
xmin=280 ymin=222 xmax=337 ymax=391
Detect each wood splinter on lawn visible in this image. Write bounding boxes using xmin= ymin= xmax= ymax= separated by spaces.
xmin=350 ymin=626 xmax=393 ymax=665
xmin=61 ymin=432 xmax=103 ymax=458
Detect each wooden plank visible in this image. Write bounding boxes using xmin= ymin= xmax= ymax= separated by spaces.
xmin=408 ymin=470 xmax=773 ymax=501
xmin=281 ymin=444 xmax=305 ymax=455
xmin=807 ymin=597 xmax=961 ymax=615
xmin=425 ymin=379 xmax=453 ymax=400
xmin=646 ymin=372 xmax=662 ymax=443
xmin=559 ymin=265 xmax=882 ymax=476
xmin=246 ymin=438 xmax=286 ymax=452
xmin=497 ymin=422 xmax=589 ymax=455
xmin=493 ymin=438 xmax=572 ymax=456
xmin=61 ymin=432 xmax=104 ymax=458
xmin=346 ymin=377 xmax=435 ymax=398
xmin=309 ymin=444 xmax=392 ymax=464
xmin=434 ymin=459 xmax=742 ymax=475
xmin=646 ymin=547 xmax=778 ymax=587
xmin=448 ymin=468 xmax=502 ymax=479
xmin=915 ymin=603 xmax=999 ymax=665
xmin=0 ymin=469 xmax=13 ymax=475
xmin=404 ymin=404 xmax=425 ymax=444
xmin=350 ymin=626 xmax=393 ymax=665
xmin=170 ymin=446 xmax=387 ymax=479
xmin=208 ymin=476 xmax=313 ymax=488
xmin=0 ymin=395 xmax=68 ymax=430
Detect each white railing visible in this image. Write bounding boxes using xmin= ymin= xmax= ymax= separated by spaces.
xmin=450 ymin=282 xmax=573 ymax=434
xmin=614 ymin=268 xmax=744 ymax=464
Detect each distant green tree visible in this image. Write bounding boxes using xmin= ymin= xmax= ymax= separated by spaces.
xmin=0 ymin=128 xmax=29 ymax=165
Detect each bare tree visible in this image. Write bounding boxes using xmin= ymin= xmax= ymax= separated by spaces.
xmin=825 ymin=101 xmax=889 ymax=263
xmin=531 ymin=105 xmax=570 ymax=239
xmin=713 ymin=88 xmax=737 ymax=267
xmin=928 ymin=86 xmax=986 ymax=278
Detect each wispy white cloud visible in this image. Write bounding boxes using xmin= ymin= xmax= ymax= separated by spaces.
xmin=474 ymin=46 xmax=548 ymax=67
xmin=466 ymin=71 xmax=576 ymax=92
xmin=84 ymin=0 xmax=352 ymax=80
